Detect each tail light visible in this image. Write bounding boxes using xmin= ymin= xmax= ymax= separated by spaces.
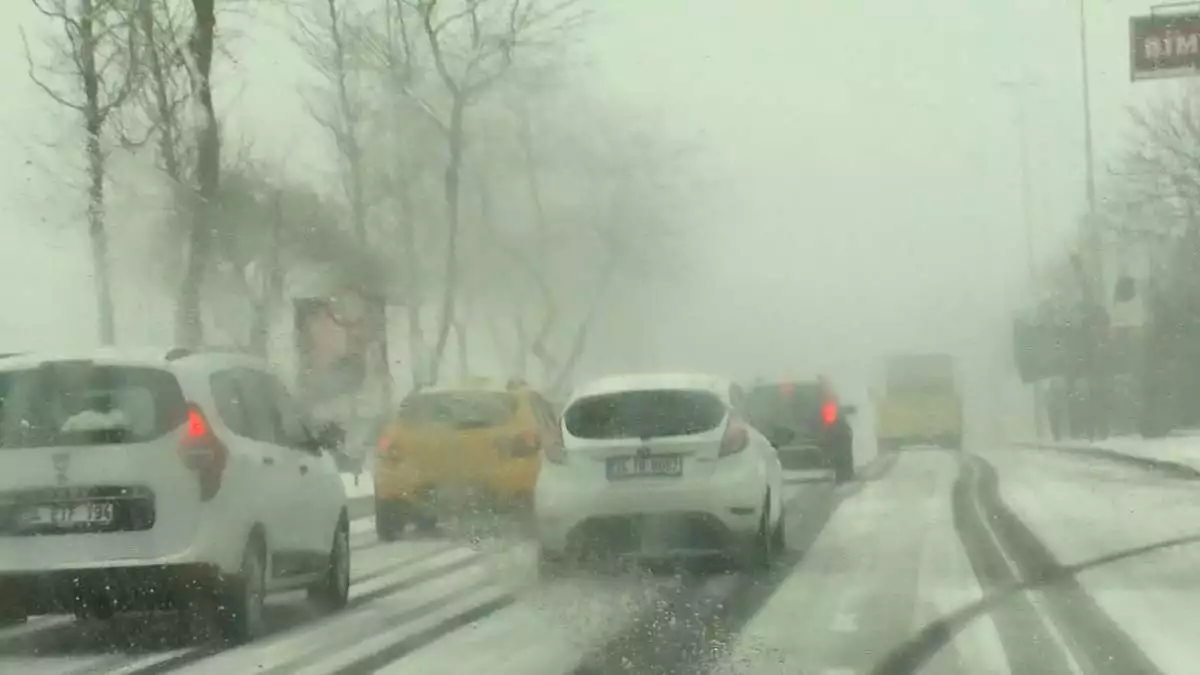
xmin=499 ymin=431 xmax=541 ymax=459
xmin=821 ymin=400 xmax=839 ymax=427
xmin=719 ymin=416 xmax=749 ymax=458
xmin=179 ymin=405 xmax=227 ymax=502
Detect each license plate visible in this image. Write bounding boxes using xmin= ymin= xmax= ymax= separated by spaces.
xmin=19 ymin=502 xmax=115 ymax=528
xmin=606 ymin=455 xmax=683 ymax=480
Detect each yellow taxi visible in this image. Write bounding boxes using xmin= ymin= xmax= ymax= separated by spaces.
xmin=373 ymin=379 xmax=561 ymax=540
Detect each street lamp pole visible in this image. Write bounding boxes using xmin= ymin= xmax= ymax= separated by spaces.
xmin=1000 ymin=78 xmax=1041 ymax=437
xmin=1078 ymin=0 xmax=1107 ymax=439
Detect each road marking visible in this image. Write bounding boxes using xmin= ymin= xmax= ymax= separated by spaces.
xmin=967 ymin=459 xmax=1087 ymax=675
xmin=821 ymin=668 xmax=855 ymax=675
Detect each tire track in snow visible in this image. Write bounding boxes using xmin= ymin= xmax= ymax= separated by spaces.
xmin=871 ymin=451 xmax=1169 ymax=675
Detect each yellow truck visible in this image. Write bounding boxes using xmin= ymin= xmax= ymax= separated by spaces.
xmin=875 ymin=353 xmax=963 ymax=451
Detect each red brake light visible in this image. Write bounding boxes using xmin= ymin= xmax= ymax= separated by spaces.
xmin=719 ymin=417 xmax=749 ymax=457
xmin=179 ymin=404 xmax=227 ymax=502
xmin=821 ymin=400 xmax=838 ymax=426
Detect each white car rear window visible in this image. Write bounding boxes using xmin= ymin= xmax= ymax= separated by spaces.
xmin=0 ymin=363 xmax=186 ymax=448
xmin=564 ymin=389 xmax=726 ymax=440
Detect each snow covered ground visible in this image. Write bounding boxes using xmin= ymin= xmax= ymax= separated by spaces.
xmin=1033 ymin=432 xmax=1200 ymax=475
xmin=990 ymin=448 xmax=1200 ymax=675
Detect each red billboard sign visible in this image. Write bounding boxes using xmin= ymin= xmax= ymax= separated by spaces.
xmin=1131 ymin=12 xmax=1200 ymax=81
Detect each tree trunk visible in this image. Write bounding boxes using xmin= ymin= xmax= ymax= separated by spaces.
xmin=454 ymin=313 xmax=469 ymax=382
xmin=86 ymin=130 xmax=116 ymax=345
xmin=177 ymin=0 xmax=220 ymax=347
xmin=249 ymin=190 xmax=285 ymax=358
xmin=428 ymin=95 xmax=465 ymax=384
xmin=549 ymin=261 xmax=619 ymax=397
xmin=139 ymin=0 xmax=181 ymax=184
xmin=324 ymin=0 xmax=366 ymax=244
xmin=80 ymin=0 xmax=116 ymax=345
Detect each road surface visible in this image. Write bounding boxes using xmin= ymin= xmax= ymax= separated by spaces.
xmin=3 ymin=445 xmax=1198 ymax=674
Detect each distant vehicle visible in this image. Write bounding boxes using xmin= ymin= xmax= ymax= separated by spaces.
xmin=740 ymin=377 xmax=856 ymax=482
xmin=534 ymin=373 xmax=785 ymax=576
xmin=374 ymin=379 xmax=559 ymax=540
xmin=875 ymin=352 xmax=963 ymax=450
xmin=0 ymin=348 xmax=350 ymax=642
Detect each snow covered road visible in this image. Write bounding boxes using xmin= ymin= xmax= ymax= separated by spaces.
xmin=3 ymin=449 xmax=1198 ymax=674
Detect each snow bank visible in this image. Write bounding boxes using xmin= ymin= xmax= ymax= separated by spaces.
xmin=1037 ymin=433 xmax=1200 ymax=475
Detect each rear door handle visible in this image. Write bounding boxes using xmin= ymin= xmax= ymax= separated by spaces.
xmin=263 ymin=456 xmax=275 ymax=466
xmin=299 ymin=465 xmax=309 ymax=475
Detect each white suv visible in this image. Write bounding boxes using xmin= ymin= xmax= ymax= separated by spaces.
xmin=0 ymin=348 xmax=350 ymax=642
xmin=534 ymin=373 xmax=785 ymax=574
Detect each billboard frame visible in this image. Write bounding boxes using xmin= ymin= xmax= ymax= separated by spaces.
xmin=1131 ymin=4 xmax=1200 ymax=82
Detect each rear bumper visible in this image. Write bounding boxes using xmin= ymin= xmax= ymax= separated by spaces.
xmin=0 ymin=563 xmax=220 ymax=616
xmin=534 ymin=465 xmax=765 ymax=556
xmin=374 ymin=457 xmax=537 ymax=508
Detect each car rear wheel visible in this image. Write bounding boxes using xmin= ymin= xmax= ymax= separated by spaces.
xmin=0 ymin=604 xmax=26 ymax=626
xmin=537 ymin=548 xmax=569 ymax=581
xmin=833 ymin=454 xmax=855 ymax=483
xmin=217 ymin=536 xmax=267 ymax=644
xmin=375 ymin=498 xmax=407 ymax=541
xmin=739 ymin=494 xmax=774 ymax=573
xmin=771 ymin=512 xmax=786 ymax=552
xmin=308 ymin=518 xmax=350 ymax=611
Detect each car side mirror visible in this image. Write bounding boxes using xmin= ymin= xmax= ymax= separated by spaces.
xmin=303 ymin=421 xmax=345 ymax=454
xmin=770 ymin=427 xmax=795 ymax=448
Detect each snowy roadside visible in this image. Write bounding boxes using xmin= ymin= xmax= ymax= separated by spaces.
xmin=1023 ymin=433 xmax=1200 ymax=478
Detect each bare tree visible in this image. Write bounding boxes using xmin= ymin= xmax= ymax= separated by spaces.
xmin=176 ymin=0 xmax=220 ymax=346
xmin=405 ymin=0 xmax=587 ymax=385
xmin=293 ymin=0 xmax=371 ymax=244
xmin=25 ymin=0 xmax=145 ymax=344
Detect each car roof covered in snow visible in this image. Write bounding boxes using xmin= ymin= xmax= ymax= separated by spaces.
xmin=0 ymin=347 xmax=264 ymax=373
xmin=567 ymin=372 xmax=732 ymax=405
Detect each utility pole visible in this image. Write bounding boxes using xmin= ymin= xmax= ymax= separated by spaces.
xmin=1078 ymin=0 xmax=1107 ymax=439
xmin=1001 ymin=78 xmax=1041 ymax=438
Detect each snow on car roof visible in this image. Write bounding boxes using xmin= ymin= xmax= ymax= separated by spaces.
xmin=568 ymin=372 xmax=732 ymax=403
xmin=0 ymin=346 xmax=259 ymax=373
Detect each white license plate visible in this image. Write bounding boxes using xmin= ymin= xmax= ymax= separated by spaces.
xmin=607 ymin=455 xmax=683 ymax=480
xmin=20 ymin=502 xmax=115 ymax=528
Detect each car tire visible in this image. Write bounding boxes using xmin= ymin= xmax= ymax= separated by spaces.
xmin=308 ymin=517 xmax=351 ymax=612
xmin=537 ymin=548 xmax=569 ymax=581
xmin=833 ymin=454 xmax=855 ymax=483
xmin=0 ymin=604 xmax=26 ymax=626
xmin=375 ymin=499 xmax=406 ymax=541
xmin=217 ymin=536 xmax=267 ymax=645
xmin=415 ymin=511 xmax=438 ymax=535
xmin=771 ymin=511 xmax=786 ymax=553
xmin=740 ymin=494 xmax=774 ymax=573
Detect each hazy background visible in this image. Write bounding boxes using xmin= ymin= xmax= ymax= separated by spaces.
xmin=0 ymin=0 xmax=1176 ymax=437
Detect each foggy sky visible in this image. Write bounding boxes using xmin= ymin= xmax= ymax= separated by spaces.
xmin=0 ymin=0 xmax=1179 ymax=402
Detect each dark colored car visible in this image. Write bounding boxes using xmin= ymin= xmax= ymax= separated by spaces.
xmin=740 ymin=378 xmax=856 ymax=482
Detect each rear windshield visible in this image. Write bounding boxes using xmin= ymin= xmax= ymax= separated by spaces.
xmin=743 ymin=383 xmax=822 ymax=431
xmin=0 ymin=363 xmax=187 ymax=448
xmin=886 ymin=355 xmax=956 ymax=395
xmin=564 ymin=389 xmax=727 ymax=440
xmin=396 ymin=391 xmax=518 ymax=430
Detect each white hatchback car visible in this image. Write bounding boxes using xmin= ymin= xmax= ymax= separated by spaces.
xmin=534 ymin=373 xmax=785 ymax=574
xmin=0 ymin=348 xmax=350 ymax=642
